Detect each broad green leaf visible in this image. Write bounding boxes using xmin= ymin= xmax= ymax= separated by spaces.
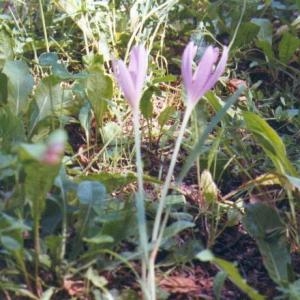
xmin=158 ymin=106 xmax=176 ymax=127
xmin=86 ymin=65 xmax=113 ymax=126
xmin=278 ymin=32 xmax=300 ymax=64
xmin=101 ymin=202 xmax=136 ymax=244
xmin=140 ymin=87 xmax=154 ymax=120
xmin=39 ymin=52 xmax=59 ymax=66
xmin=251 ymin=18 xmax=272 ymax=44
xmin=196 ymin=250 xmax=265 ymax=300
xmin=0 ymin=29 xmax=14 ymax=68
xmin=34 ymin=76 xmax=73 ymax=123
xmin=2 ymin=60 xmax=34 ymax=115
xmin=39 ymin=52 xmax=86 ymax=79
xmin=233 ymin=22 xmax=260 ymax=49
xmin=255 ymin=40 xmax=274 ymax=61
xmin=77 ymin=181 xmax=106 ymax=205
xmin=0 ymin=235 xmax=21 ymax=251
xmin=243 ymin=203 xmax=292 ymax=286
xmin=163 ymin=221 xmax=195 ymax=241
xmin=243 ymin=111 xmax=297 ymax=176
xmin=0 ymin=106 xmax=25 ymax=149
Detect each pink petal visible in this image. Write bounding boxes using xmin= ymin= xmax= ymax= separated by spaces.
xmin=189 ymin=46 xmax=216 ymax=103
xmin=113 ymin=59 xmax=137 ymax=109
xmin=181 ymin=42 xmax=197 ymax=98
xmin=202 ymin=46 xmax=229 ymax=92
xmin=129 ymin=45 xmax=148 ymax=100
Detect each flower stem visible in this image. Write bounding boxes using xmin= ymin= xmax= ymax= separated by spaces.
xmin=151 ymin=105 xmax=193 ymax=242
xmin=132 ymin=109 xmax=150 ymax=297
xmin=148 ymin=104 xmax=193 ymax=299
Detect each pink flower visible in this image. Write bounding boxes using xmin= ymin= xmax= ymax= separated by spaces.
xmin=182 ymin=41 xmax=229 ymax=107
xmin=113 ymin=45 xmax=148 ymax=111
xmin=41 ymin=142 xmax=65 ymax=165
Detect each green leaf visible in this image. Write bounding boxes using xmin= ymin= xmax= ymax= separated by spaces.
xmin=140 ymin=87 xmax=154 ymax=120
xmin=158 ymin=106 xmax=176 ymax=127
xmin=163 ymin=221 xmax=195 ymax=241
xmin=213 ymin=271 xmax=227 ymax=300
xmin=77 ymin=181 xmax=106 ymax=205
xmin=83 ymin=234 xmax=114 ymax=244
xmin=85 ymin=267 xmax=108 ymax=289
xmin=243 ymin=111 xmax=297 ymax=176
xmin=165 ymin=194 xmax=186 ymax=206
xmin=255 ymin=40 xmax=274 ymax=61
xmin=251 ymin=18 xmax=272 ymax=45
xmin=2 ymin=60 xmax=34 ymax=114
xmin=39 ymin=52 xmax=86 ymax=80
xmin=196 ymin=250 xmax=265 ymax=300
xmin=86 ymin=65 xmax=113 ymax=126
xmin=0 ymin=29 xmax=14 ymax=68
xmin=0 ymin=235 xmax=21 ymax=251
xmin=0 ymin=72 xmax=8 ymax=103
xmin=233 ymin=22 xmax=260 ymax=49
xmin=100 ymin=202 xmax=136 ymax=244
xmin=278 ymin=32 xmax=300 ymax=64
xmin=79 ymin=101 xmax=92 ymax=142
xmin=34 ymin=76 xmax=73 ymax=123
xmin=0 ymin=106 xmax=25 ymax=149
xmin=152 ymin=74 xmax=176 ymax=84
xmin=19 ymin=130 xmax=66 ymax=221
xmin=243 ymin=203 xmax=292 ymax=286
xmin=39 ymin=52 xmax=59 ymax=66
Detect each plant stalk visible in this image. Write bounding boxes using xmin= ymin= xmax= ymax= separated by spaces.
xmin=132 ymin=109 xmax=150 ymax=299
xmin=38 ymin=0 xmax=49 ymax=52
xmin=149 ymin=104 xmax=193 ymax=299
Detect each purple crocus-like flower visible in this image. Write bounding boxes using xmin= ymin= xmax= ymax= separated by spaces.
xmin=182 ymin=41 xmax=229 ymax=107
xmin=113 ymin=45 xmax=148 ymax=111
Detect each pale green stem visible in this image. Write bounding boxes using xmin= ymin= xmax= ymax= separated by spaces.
xmin=132 ymin=109 xmax=150 ymax=298
xmin=151 ymin=104 xmax=193 ymax=242
xmin=148 ymin=104 xmax=193 ymax=300
xmin=38 ymin=0 xmax=49 ymax=52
